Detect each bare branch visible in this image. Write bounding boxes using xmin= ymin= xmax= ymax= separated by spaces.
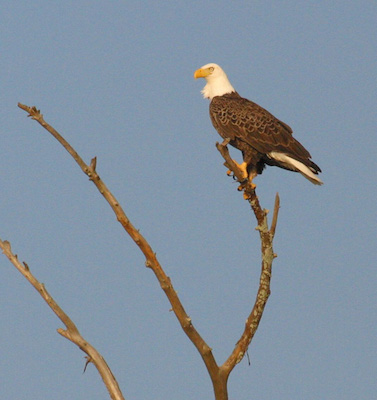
xmin=18 ymin=104 xmax=222 ymax=397
xmin=216 ymin=142 xmax=280 ymax=379
xmin=17 ymin=104 xmax=88 ymax=172
xmin=270 ymin=193 xmax=280 ymax=237
xmin=15 ymin=104 xmax=280 ymax=400
xmin=0 ymin=238 xmax=125 ymax=400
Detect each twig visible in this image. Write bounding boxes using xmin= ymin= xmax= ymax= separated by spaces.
xmin=0 ymin=239 xmax=125 ymax=400
xmin=269 ymin=194 xmax=280 ymax=237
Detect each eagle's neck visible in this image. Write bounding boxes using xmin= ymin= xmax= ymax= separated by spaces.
xmin=201 ymin=75 xmax=236 ymax=100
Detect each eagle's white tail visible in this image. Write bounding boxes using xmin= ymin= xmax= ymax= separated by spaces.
xmin=268 ymin=152 xmax=323 ymax=185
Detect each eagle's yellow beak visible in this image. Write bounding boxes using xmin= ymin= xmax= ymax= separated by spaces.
xmin=194 ymin=67 xmax=211 ymax=79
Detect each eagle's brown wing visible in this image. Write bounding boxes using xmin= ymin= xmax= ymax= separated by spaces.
xmin=209 ymin=92 xmax=315 ymax=167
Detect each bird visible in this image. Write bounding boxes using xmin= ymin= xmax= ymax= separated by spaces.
xmin=194 ymin=63 xmax=323 ymax=187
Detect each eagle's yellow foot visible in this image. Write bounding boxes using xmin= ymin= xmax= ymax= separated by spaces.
xmin=235 ymin=161 xmax=248 ymax=180
xmin=245 ymin=183 xmax=256 ymax=191
xmin=226 ymin=160 xmax=248 ymax=180
xmin=239 ymin=173 xmax=257 ymax=199
xmin=237 ymin=180 xmax=255 ymax=191
xmin=241 ymin=183 xmax=256 ymax=200
xmin=247 ymin=172 xmax=257 ymax=190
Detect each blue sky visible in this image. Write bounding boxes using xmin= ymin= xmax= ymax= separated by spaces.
xmin=1 ymin=1 xmax=376 ymax=399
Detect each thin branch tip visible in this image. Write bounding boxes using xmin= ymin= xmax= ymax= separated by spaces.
xmin=2 ymin=240 xmax=11 ymax=252
xmin=215 ymin=138 xmax=230 ymax=149
xmin=18 ymin=103 xmax=42 ymax=120
xmin=90 ymin=157 xmax=97 ymax=171
xmin=270 ymin=193 xmax=280 ymax=236
xmin=83 ymin=356 xmax=93 ymax=373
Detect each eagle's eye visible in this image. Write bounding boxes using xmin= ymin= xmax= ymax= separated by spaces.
xmin=209 ymin=67 xmax=214 ymax=73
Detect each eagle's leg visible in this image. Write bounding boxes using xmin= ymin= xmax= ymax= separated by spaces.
xmin=226 ymin=160 xmax=248 ymax=180
xmin=238 ymin=169 xmax=257 ymax=199
xmin=247 ymin=170 xmax=257 ymax=189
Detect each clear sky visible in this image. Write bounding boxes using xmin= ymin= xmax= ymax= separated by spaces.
xmin=1 ymin=1 xmax=376 ymax=399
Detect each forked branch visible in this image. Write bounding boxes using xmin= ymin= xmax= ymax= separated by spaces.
xmin=13 ymin=104 xmax=280 ymax=400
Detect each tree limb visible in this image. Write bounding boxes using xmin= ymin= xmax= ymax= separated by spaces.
xmin=15 ymin=104 xmax=280 ymax=400
xmin=216 ymin=139 xmax=280 ymax=379
xmin=17 ymin=103 xmax=221 ymax=396
xmin=0 ymin=239 xmax=125 ymax=400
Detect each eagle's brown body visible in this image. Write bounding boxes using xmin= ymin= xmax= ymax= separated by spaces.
xmin=210 ymin=92 xmax=322 ymax=180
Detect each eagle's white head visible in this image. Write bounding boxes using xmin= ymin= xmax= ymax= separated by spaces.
xmin=194 ymin=63 xmax=235 ymax=100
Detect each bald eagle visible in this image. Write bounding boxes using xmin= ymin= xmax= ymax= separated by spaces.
xmin=194 ymin=63 xmax=322 ymax=186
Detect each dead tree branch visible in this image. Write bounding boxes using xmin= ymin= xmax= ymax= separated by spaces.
xmin=0 ymin=239 xmax=125 ymax=400
xmin=216 ymin=139 xmax=280 ymax=379
xmin=17 ymin=103 xmax=221 ymax=397
xmin=13 ymin=104 xmax=280 ymax=400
